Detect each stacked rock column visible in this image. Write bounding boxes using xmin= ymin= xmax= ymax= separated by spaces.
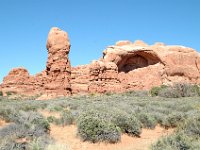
xmin=45 ymin=27 xmax=71 ymax=96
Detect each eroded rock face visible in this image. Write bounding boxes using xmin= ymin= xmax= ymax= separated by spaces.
xmin=1 ymin=27 xmax=71 ymax=98
xmin=1 ymin=29 xmax=200 ymax=99
xmin=45 ymin=27 xmax=71 ymax=96
xmin=0 ymin=68 xmax=45 ymax=96
xmin=71 ymin=40 xmax=200 ymax=93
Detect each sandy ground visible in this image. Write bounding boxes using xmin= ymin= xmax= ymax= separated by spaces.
xmin=0 ymin=119 xmax=10 ymax=128
xmin=50 ymin=124 xmax=173 ymax=150
xmin=39 ymin=110 xmax=61 ymax=119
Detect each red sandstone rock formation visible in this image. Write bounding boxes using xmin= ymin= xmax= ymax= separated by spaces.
xmin=0 ymin=27 xmax=71 ymax=99
xmin=71 ymin=40 xmax=200 ymax=94
xmin=45 ymin=27 xmax=71 ymax=96
xmin=1 ymin=27 xmax=200 ymax=99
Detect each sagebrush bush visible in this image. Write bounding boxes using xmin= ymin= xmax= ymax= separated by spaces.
xmin=77 ymin=112 xmax=121 ymax=143
xmin=5 ymin=91 xmax=17 ymax=96
xmin=157 ymin=83 xmax=200 ymax=98
xmin=122 ymin=90 xmax=148 ymax=97
xmin=161 ymin=112 xmax=186 ymax=128
xmin=0 ymin=111 xmax=50 ymax=149
xmin=0 ymin=107 xmax=15 ymax=122
xmin=112 ymin=113 xmax=142 ymax=137
xmin=28 ymin=137 xmax=45 ymax=150
xmin=47 ymin=116 xmax=57 ymax=123
xmin=53 ymin=110 xmax=74 ymax=126
xmin=60 ymin=110 xmax=74 ymax=126
xmin=1 ymin=89 xmax=200 ymax=147
xmin=175 ymin=83 xmax=200 ymax=97
xmin=0 ymin=91 xmax=3 ymax=96
xmin=136 ymin=112 xmax=157 ymax=129
xmin=158 ymin=87 xmax=182 ymax=98
xmin=151 ymin=132 xmax=199 ymax=150
xmin=193 ymin=85 xmax=200 ymax=96
xmin=150 ymin=85 xmax=168 ymax=97
xmin=180 ymin=115 xmax=200 ymax=137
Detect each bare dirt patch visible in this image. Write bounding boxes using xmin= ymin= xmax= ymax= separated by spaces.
xmin=0 ymin=119 xmax=10 ymax=129
xmin=50 ymin=124 xmax=173 ymax=150
xmin=39 ymin=110 xmax=61 ymax=119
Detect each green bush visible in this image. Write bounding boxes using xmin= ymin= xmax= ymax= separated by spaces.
xmin=193 ymin=85 xmax=200 ymax=96
xmin=122 ymin=90 xmax=148 ymax=97
xmin=158 ymin=87 xmax=182 ymax=98
xmin=112 ymin=113 xmax=142 ymax=137
xmin=151 ymin=132 xmax=200 ymax=150
xmin=0 ymin=91 xmax=3 ymax=96
xmin=150 ymin=85 xmax=168 ymax=97
xmin=47 ymin=116 xmax=57 ymax=123
xmin=181 ymin=115 xmax=200 ymax=137
xmin=136 ymin=112 xmax=157 ymax=129
xmin=77 ymin=112 xmax=121 ymax=143
xmin=0 ymin=107 xmax=14 ymax=122
xmin=60 ymin=110 xmax=74 ymax=126
xmin=5 ymin=91 xmax=17 ymax=96
xmin=161 ymin=112 xmax=185 ymax=128
xmin=157 ymin=83 xmax=200 ymax=98
xmin=0 ymin=111 xmax=51 ymax=149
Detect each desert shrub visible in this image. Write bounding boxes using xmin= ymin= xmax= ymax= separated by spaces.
xmin=28 ymin=138 xmax=45 ymax=150
xmin=151 ymin=132 xmax=200 ymax=150
xmin=104 ymin=92 xmax=113 ymax=96
xmin=14 ymin=111 xmax=50 ymax=133
xmin=0 ymin=112 xmax=50 ymax=137
xmin=0 ymin=111 xmax=50 ymax=149
xmin=112 ymin=112 xmax=142 ymax=136
xmin=46 ymin=104 xmax=64 ymax=112
xmin=136 ymin=112 xmax=157 ymax=129
xmin=5 ymin=91 xmax=17 ymax=96
xmin=180 ymin=115 xmax=200 ymax=137
xmin=176 ymin=83 xmax=200 ymax=97
xmin=59 ymin=110 xmax=74 ymax=126
xmin=193 ymin=85 xmax=200 ymax=96
xmin=122 ymin=90 xmax=148 ymax=97
xmin=158 ymin=87 xmax=182 ymax=98
xmin=160 ymin=112 xmax=185 ymax=128
xmin=0 ymin=91 xmax=3 ymax=96
xmin=20 ymin=104 xmax=39 ymax=111
xmin=158 ymin=83 xmax=200 ymax=98
xmin=0 ymin=107 xmax=15 ymax=122
xmin=0 ymin=137 xmax=27 ymax=150
xmin=47 ymin=116 xmax=57 ymax=123
xmin=150 ymin=85 xmax=168 ymax=97
xmin=77 ymin=112 xmax=121 ymax=143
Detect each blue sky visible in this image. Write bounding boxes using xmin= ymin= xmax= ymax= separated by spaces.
xmin=0 ymin=0 xmax=199 ymax=83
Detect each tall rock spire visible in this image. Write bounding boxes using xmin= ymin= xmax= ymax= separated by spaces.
xmin=45 ymin=27 xmax=71 ymax=96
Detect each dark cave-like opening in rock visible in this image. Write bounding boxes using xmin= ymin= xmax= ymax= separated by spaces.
xmin=118 ymin=53 xmax=161 ymax=73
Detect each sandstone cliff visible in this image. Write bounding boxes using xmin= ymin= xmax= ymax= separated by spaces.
xmin=1 ymin=27 xmax=200 ymax=99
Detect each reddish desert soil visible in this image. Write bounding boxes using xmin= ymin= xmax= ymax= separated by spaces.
xmin=50 ymin=124 xmax=173 ymax=150
xmin=0 ymin=119 xmax=9 ymax=128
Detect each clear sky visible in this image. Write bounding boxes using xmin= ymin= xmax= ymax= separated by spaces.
xmin=0 ymin=0 xmax=200 ymax=83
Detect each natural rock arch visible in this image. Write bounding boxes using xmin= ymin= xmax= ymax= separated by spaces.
xmin=118 ymin=51 xmax=161 ymax=72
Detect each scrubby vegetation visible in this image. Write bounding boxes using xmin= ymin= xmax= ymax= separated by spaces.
xmin=151 ymin=115 xmax=200 ymax=149
xmin=150 ymin=83 xmax=200 ymax=98
xmin=77 ymin=111 xmax=121 ymax=143
xmin=0 ymin=111 xmax=51 ymax=149
xmin=0 ymin=83 xmax=200 ymax=149
xmin=0 ymin=91 xmax=3 ymax=96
